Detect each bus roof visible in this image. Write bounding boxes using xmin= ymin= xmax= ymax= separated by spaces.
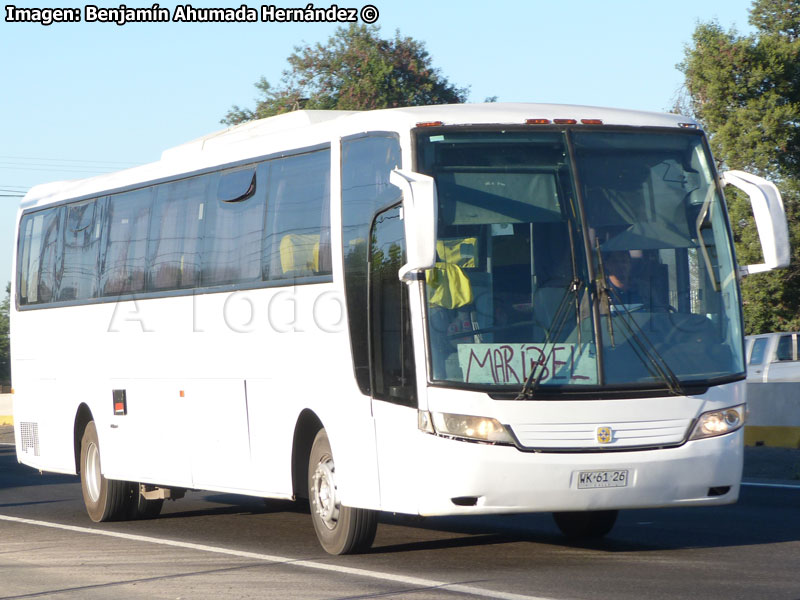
xmin=19 ymin=103 xmax=698 ymax=210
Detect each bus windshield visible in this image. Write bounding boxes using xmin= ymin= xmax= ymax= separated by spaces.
xmin=415 ymin=128 xmax=743 ymax=392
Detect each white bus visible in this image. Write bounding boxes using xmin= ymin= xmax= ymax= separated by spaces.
xmin=11 ymin=104 xmax=789 ymax=554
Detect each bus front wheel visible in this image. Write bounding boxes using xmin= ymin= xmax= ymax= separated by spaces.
xmin=79 ymin=421 xmax=136 ymax=522
xmin=308 ymin=429 xmax=377 ymax=555
xmin=552 ymin=510 xmax=618 ymax=539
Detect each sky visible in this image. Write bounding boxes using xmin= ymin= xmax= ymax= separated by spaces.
xmin=0 ymin=0 xmax=757 ymax=289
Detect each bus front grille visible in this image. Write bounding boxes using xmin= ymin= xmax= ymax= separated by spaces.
xmin=510 ymin=418 xmax=692 ymax=450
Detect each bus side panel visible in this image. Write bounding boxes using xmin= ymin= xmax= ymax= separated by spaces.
xmin=13 ymin=372 xmax=77 ymax=475
xmin=246 ymin=378 xmax=302 ymax=497
xmin=372 ymin=400 xmax=422 ymax=513
xmin=317 ymin=389 xmax=380 ymax=510
xmin=12 ymin=311 xmax=80 ymax=475
xmin=247 ymin=378 xmax=381 ymax=507
xmin=102 ymin=379 xmax=194 ymax=488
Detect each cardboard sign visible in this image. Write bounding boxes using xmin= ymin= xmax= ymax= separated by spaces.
xmin=457 ymin=343 xmax=597 ymax=385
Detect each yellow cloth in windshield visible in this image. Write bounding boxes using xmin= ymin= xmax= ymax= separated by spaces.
xmin=426 ymin=263 xmax=473 ymax=309
xmin=426 ymin=237 xmax=477 ymax=309
xmin=436 ymin=238 xmax=477 ymax=268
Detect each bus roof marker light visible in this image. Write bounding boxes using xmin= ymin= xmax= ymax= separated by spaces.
xmin=416 ymin=121 xmax=443 ymax=128
xmin=678 ymin=122 xmax=698 ymax=129
xmin=525 ymin=118 xmax=551 ymax=125
xmin=581 ymin=119 xmax=604 ymax=125
xmin=553 ymin=119 xmax=578 ymax=125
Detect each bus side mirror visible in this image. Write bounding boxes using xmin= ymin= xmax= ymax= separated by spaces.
xmin=390 ymin=169 xmax=438 ymax=281
xmin=721 ymin=170 xmax=790 ymax=275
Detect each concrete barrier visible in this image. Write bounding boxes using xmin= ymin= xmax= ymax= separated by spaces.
xmin=745 ymin=382 xmax=800 ymax=448
xmin=0 ymin=393 xmax=12 ymax=426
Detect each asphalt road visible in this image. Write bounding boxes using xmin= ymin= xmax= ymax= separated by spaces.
xmin=1 ymin=430 xmax=799 ymax=600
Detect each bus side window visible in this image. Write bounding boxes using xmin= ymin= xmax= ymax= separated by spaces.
xmin=342 ymin=134 xmax=403 ymax=396
xmin=262 ymin=150 xmax=331 ymax=281
xmin=101 ymin=188 xmax=154 ymax=296
xmin=203 ymin=166 xmax=264 ymax=286
xmin=57 ymin=198 xmax=104 ymax=302
xmin=147 ymin=174 xmax=212 ymax=291
xmin=17 ymin=208 xmax=62 ymax=305
xmin=17 ymin=215 xmax=38 ymax=305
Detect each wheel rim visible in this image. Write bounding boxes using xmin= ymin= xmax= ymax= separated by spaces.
xmin=85 ymin=441 xmax=102 ymax=503
xmin=311 ymin=455 xmax=339 ymax=530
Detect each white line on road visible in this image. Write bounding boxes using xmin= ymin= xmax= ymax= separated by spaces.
xmin=742 ymin=481 xmax=800 ymax=490
xmin=0 ymin=514 xmax=553 ymax=600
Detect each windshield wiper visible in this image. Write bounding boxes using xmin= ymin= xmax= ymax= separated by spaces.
xmin=594 ymin=242 xmax=615 ymax=347
xmin=517 ymin=221 xmax=587 ymax=400
xmin=592 ymin=240 xmax=684 ymax=395
xmin=515 ymin=276 xmax=583 ymax=400
xmin=604 ymin=284 xmax=685 ymax=397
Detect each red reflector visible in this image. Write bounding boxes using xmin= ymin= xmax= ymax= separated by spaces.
xmin=525 ymin=118 xmax=551 ymax=125
xmin=581 ymin=119 xmax=603 ymax=125
xmin=179 ymin=390 xmax=185 ymax=398
xmin=114 ymin=403 xmax=124 ymax=412
xmin=554 ymin=119 xmax=578 ymax=125
xmin=416 ymin=121 xmax=443 ymax=127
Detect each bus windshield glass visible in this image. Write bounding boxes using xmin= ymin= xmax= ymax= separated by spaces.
xmin=415 ymin=128 xmax=743 ymax=392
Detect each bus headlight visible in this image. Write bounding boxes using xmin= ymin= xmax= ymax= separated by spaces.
xmin=419 ymin=411 xmax=514 ymax=444
xmin=689 ymin=404 xmax=745 ymax=440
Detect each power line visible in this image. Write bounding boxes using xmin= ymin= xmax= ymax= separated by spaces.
xmin=0 ymin=164 xmax=122 ymax=174
xmin=0 ymin=155 xmax=140 ymax=166
xmin=0 ymin=161 xmax=125 ymax=170
xmin=0 ymin=155 xmax=144 ymax=177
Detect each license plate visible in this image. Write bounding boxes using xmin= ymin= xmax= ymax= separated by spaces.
xmin=576 ymin=469 xmax=629 ymax=489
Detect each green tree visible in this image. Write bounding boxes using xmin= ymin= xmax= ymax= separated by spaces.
xmin=0 ymin=283 xmax=9 ymax=385
xmin=679 ymin=0 xmax=800 ymax=333
xmin=222 ymin=24 xmax=469 ymax=124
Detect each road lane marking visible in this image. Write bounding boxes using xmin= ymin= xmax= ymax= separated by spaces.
xmin=742 ymin=482 xmax=800 ymax=490
xmin=0 ymin=514 xmax=553 ymax=600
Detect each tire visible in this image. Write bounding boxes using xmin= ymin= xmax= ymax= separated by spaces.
xmin=79 ymin=421 xmax=137 ymax=522
xmin=552 ymin=510 xmax=618 ymax=540
xmin=133 ymin=491 xmax=164 ymax=520
xmin=308 ymin=429 xmax=377 ymax=555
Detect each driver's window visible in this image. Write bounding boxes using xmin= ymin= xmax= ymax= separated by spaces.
xmin=369 ymin=205 xmax=417 ymax=406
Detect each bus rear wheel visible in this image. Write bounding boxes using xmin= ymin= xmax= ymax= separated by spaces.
xmin=308 ymin=429 xmax=377 ymax=555
xmin=79 ymin=421 xmax=136 ymax=522
xmin=552 ymin=510 xmax=618 ymax=539
xmin=134 ymin=491 xmax=164 ymax=519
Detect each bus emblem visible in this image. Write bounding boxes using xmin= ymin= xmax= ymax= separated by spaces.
xmin=597 ymin=427 xmax=613 ymax=444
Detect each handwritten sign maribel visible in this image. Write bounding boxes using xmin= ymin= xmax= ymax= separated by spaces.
xmin=457 ymin=343 xmax=597 ymax=385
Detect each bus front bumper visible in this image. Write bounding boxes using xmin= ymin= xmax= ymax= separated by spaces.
xmin=410 ymin=429 xmax=743 ymax=516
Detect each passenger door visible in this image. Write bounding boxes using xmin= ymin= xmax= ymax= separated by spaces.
xmin=368 ymin=204 xmax=421 ymax=512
